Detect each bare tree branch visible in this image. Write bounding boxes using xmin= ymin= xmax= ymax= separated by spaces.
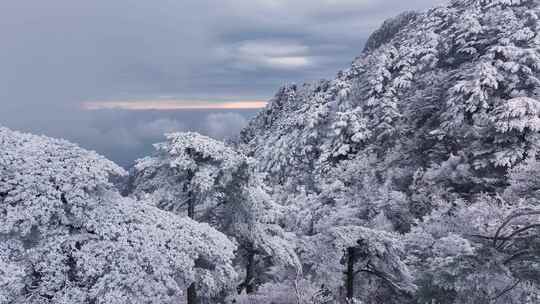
xmin=497 ymin=224 xmax=540 ymax=249
xmin=503 ymin=250 xmax=533 ymax=265
xmin=493 ymin=210 xmax=540 ymax=247
xmin=489 ymin=280 xmax=521 ymax=302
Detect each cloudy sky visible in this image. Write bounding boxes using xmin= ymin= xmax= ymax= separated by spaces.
xmin=0 ymin=0 xmax=444 ymax=166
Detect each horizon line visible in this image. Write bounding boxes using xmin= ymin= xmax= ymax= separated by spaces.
xmin=82 ymin=99 xmax=268 ymax=111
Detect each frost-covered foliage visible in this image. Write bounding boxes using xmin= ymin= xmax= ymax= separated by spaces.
xmin=5 ymin=0 xmax=540 ymax=303
xmin=363 ymin=11 xmax=419 ymax=53
xmin=0 ymin=127 xmax=237 ymax=304
xmin=406 ymin=194 xmax=540 ymax=303
xmin=130 ymin=132 xmax=248 ymax=218
xmin=301 ymin=226 xmax=415 ymax=303
xmin=242 ymin=0 xmax=540 ymax=193
xmin=128 ymin=132 xmax=299 ymax=297
xmin=239 ymin=0 xmax=540 ymax=302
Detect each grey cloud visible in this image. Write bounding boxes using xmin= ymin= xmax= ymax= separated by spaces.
xmin=92 ymin=118 xmax=186 ymax=150
xmin=217 ymin=40 xmax=315 ymax=71
xmin=5 ymin=109 xmax=257 ymax=167
xmin=134 ymin=118 xmax=186 ymax=140
xmin=82 ymin=116 xmax=188 ymax=161
xmin=0 ymin=0 xmax=444 ymax=113
xmin=0 ymin=0 xmax=444 ymax=166
xmin=203 ymin=112 xmax=249 ymax=140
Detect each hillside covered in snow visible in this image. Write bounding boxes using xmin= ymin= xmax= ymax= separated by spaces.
xmin=3 ymin=0 xmax=540 ymax=303
xmin=239 ymin=0 xmax=540 ymax=302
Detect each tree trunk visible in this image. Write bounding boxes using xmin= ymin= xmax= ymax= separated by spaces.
xmin=187 ymin=197 xmax=197 ymax=304
xmin=185 ymin=170 xmax=195 ymax=220
xmin=244 ymin=244 xmax=256 ymax=294
xmin=345 ymin=247 xmax=355 ymax=302
xmin=185 ymin=173 xmax=198 ymax=304
xmin=187 ymin=284 xmax=198 ymax=304
xmin=188 ymin=200 xmax=195 ymax=219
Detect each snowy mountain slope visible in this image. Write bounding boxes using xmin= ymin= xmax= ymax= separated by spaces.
xmin=3 ymin=0 xmax=540 ymax=302
xmin=241 ymin=0 xmax=540 ymax=201
xmin=238 ymin=1 xmax=540 ymax=301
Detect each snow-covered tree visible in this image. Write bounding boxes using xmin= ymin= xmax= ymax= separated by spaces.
xmin=301 ymin=226 xmax=415 ymax=303
xmin=129 ymin=132 xmax=299 ymax=298
xmin=406 ymin=195 xmax=540 ymax=303
xmin=5 ymin=0 xmax=540 ymax=302
xmin=0 ymin=127 xmax=237 ymax=304
xmin=491 ymin=97 xmax=540 ymax=167
xmin=238 ymin=0 xmax=540 ymax=302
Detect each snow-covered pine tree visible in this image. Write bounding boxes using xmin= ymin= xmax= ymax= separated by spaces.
xmin=129 ymin=132 xmax=299 ymax=299
xmin=239 ymin=0 xmax=540 ymax=302
xmin=0 ymin=127 xmax=237 ymax=304
xmin=406 ymin=194 xmax=540 ymax=303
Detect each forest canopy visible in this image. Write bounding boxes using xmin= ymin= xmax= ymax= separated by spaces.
xmin=3 ymin=0 xmax=540 ymax=303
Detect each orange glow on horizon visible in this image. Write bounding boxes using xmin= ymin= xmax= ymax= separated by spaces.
xmin=82 ymin=100 xmax=268 ymax=111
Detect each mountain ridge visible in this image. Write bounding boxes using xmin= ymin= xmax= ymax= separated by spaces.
xmin=241 ymin=0 xmax=540 ymax=199
xmin=237 ymin=1 xmax=540 ymax=301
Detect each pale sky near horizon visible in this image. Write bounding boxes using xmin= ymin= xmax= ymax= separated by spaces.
xmin=0 ymin=0 xmax=445 ymax=166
